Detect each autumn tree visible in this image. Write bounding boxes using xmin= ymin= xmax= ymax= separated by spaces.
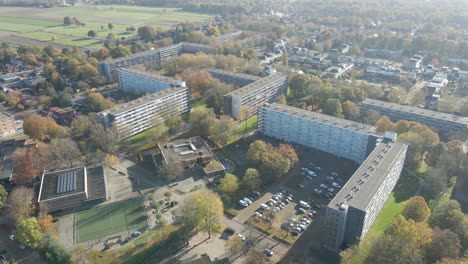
xmin=23 ymin=114 xmax=64 ymax=141
xmin=321 ymin=98 xmax=344 ymax=118
xmin=364 ymin=235 xmax=424 ymax=264
xmin=14 ymin=217 xmax=43 ymax=248
xmin=12 ymin=144 xmax=51 ymax=183
xmin=85 ymin=93 xmax=114 ymax=113
xmin=70 ymin=115 xmax=93 ymax=139
xmin=277 ymin=144 xmax=299 ymax=166
xmin=427 ymin=227 xmax=462 ymax=263
xmin=89 ymin=124 xmax=119 ymax=154
xmin=104 ymin=154 xmax=120 ymax=167
xmin=165 ymin=114 xmax=183 ymax=133
xmin=49 ymin=138 xmax=83 ymax=168
xmin=40 ymin=233 xmax=72 ymax=264
xmin=428 ymin=200 xmax=466 ymax=242
xmin=137 ymin=25 xmax=157 ymax=41
xmin=7 ymin=186 xmax=35 ymax=222
xmin=247 ymin=140 xmax=272 ymax=163
xmin=402 ymin=196 xmax=431 ymax=222
xmin=190 ymin=107 xmax=217 ymax=136
xmin=384 ymin=216 xmax=432 ymax=253
xmin=259 ymin=151 xmax=290 ymax=180
xmin=342 ymin=100 xmax=361 ymax=121
xmin=219 ymin=173 xmax=239 ymax=195
xmin=242 ymin=168 xmax=260 ymax=193
xmin=38 ymin=215 xmax=54 ymax=232
xmin=179 ymin=190 xmax=224 ymax=239
xmin=179 ymin=70 xmax=213 ymax=97
xmin=0 ymin=185 xmax=7 ymax=209
xmin=210 ymin=115 xmax=236 ymax=146
xmin=226 ymin=235 xmax=243 ymax=256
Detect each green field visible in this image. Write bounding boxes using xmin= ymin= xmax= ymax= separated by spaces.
xmin=76 ymin=197 xmax=147 ymax=243
xmin=0 ymin=4 xmax=212 ymax=48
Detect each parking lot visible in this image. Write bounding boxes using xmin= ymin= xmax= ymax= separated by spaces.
xmin=229 ymin=143 xmax=360 ymax=255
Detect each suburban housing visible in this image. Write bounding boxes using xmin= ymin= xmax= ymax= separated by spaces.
xmin=258 ymin=103 xmax=407 ymax=252
xmin=0 ymin=112 xmax=16 ymax=139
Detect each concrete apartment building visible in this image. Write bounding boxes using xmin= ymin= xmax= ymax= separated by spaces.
xmin=258 ymin=103 xmax=408 ymax=252
xmin=98 ymin=42 xmax=216 ymax=82
xmin=96 ymin=87 xmax=190 ymax=138
xmin=38 ymin=166 xmax=107 ymax=212
xmin=324 ymin=136 xmax=407 ymax=251
xmin=224 ymin=73 xmax=288 ymax=119
xmin=117 ymin=68 xmax=186 ymax=95
xmin=258 ymin=103 xmax=379 ymax=163
xmin=205 ymin=68 xmax=261 ymax=87
xmin=360 ymin=98 xmax=468 ymax=134
xmin=0 ymin=112 xmax=16 ymax=138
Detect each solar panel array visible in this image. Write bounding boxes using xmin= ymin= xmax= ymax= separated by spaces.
xmin=56 ymin=172 xmax=77 ymax=194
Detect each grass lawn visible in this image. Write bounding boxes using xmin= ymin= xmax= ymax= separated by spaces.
xmin=367 ymin=193 xmax=405 ymax=234
xmin=17 ymin=31 xmax=103 ymax=47
xmin=0 ymin=22 xmax=46 ymax=33
xmin=0 ymin=16 xmax=61 ymax=27
xmin=76 ymin=197 xmax=147 ymax=243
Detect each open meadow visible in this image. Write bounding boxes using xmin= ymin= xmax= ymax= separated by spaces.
xmin=0 ymin=4 xmax=212 ymax=49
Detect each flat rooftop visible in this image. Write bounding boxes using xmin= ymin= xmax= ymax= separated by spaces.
xmin=362 ymin=98 xmax=468 ymax=125
xmin=329 ymin=139 xmax=407 ymax=211
xmin=86 ymin=166 xmax=107 ymax=200
xmin=102 ymin=87 xmax=188 ymax=116
xmin=263 ymin=103 xmax=377 ymax=134
xmin=159 ymin=136 xmax=214 ymax=163
xmin=38 ymin=167 xmax=86 ymax=202
xmin=205 ymin=68 xmax=262 ymax=82
xmin=104 ymin=44 xmax=180 ymax=64
xmin=226 ymin=72 xmax=287 ymax=98
xmin=118 ymin=68 xmax=184 ymax=86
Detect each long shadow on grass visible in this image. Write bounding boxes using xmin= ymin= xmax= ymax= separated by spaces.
xmin=393 ymin=173 xmax=420 ymax=203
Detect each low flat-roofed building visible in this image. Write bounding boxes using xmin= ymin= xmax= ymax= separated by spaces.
xmin=117 ymin=68 xmax=186 ymax=95
xmin=360 ymin=98 xmax=468 ymax=134
xmin=0 ymin=112 xmax=16 ymax=138
xmin=38 ymin=166 xmax=107 ymax=212
xmin=205 ymin=68 xmax=261 ymax=87
xmin=158 ymin=136 xmax=225 ymax=176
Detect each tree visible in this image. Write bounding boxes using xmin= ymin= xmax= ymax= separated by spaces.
xmin=89 ymin=124 xmax=119 ymax=154
xmin=108 ymin=23 xmax=113 ymax=30
xmin=40 ymin=233 xmax=72 ymax=264
xmin=245 ymin=249 xmax=264 ymax=264
xmin=429 ymin=200 xmax=465 ymax=237
xmin=7 ymin=186 xmax=35 ymax=222
xmin=180 ymin=191 xmax=224 ymax=239
xmin=87 ymin=30 xmax=97 ymax=38
xmin=106 ymin=33 xmax=115 ymax=42
xmin=179 ymin=70 xmax=213 ymax=97
xmin=247 ymin=140 xmax=272 ymax=163
xmin=289 ymin=73 xmax=311 ymax=99
xmin=282 ymin=48 xmax=289 ymax=66
xmin=322 ymin=98 xmax=344 ymax=118
xmin=219 ymin=173 xmax=239 ymax=195
xmin=38 ymin=215 xmax=54 ymax=232
xmin=206 ymin=93 xmax=223 ymax=115
xmin=159 ymin=161 xmax=184 ymax=180
xmin=210 ymin=115 xmax=236 ymax=146
xmin=14 ymin=217 xmax=43 ymax=248
xmin=165 ymin=114 xmax=183 ymax=132
xmin=242 ymin=168 xmax=260 ymax=193
xmin=104 ymin=154 xmax=120 ymax=167
xmin=49 ymin=138 xmax=83 ymax=168
xmin=51 ymin=91 xmax=73 ymax=107
xmin=64 ymin=16 xmax=72 ymax=25
xmin=150 ymin=124 xmax=169 ymax=140
xmin=421 ymin=168 xmax=447 ymax=200
xmin=12 ymin=144 xmax=51 ymax=183
xmin=375 ymin=116 xmax=395 ymax=133
xmin=342 ymin=100 xmax=361 ymax=121
xmin=386 ymin=88 xmax=407 ymax=104
xmin=226 ymin=235 xmax=243 ymax=256
xmin=277 ymin=144 xmax=299 ymax=166
xmin=189 ymin=107 xmax=217 ymax=136
xmin=427 ymin=227 xmax=462 ymax=263
xmin=364 ymin=235 xmax=424 ymax=264
xmin=85 ymin=93 xmax=114 ymax=113
xmin=402 ymin=196 xmax=431 ymax=222
xmin=23 ymin=114 xmax=63 ymax=141
xmin=0 ymin=185 xmax=7 ymax=209
xmin=259 ymin=152 xmax=290 ymax=180
xmin=137 ymin=25 xmax=157 ymax=41
xmin=109 ymin=45 xmax=131 ymax=58
xmin=384 ymin=216 xmax=432 ymax=252
xmin=70 ymin=115 xmax=93 ymax=139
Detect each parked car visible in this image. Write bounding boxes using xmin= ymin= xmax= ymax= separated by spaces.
xmin=291 ymin=231 xmax=299 ymax=236
xmin=255 ymin=188 xmax=264 ymax=192
xmin=254 ymin=211 xmax=263 ymax=217
xmin=299 ymin=200 xmax=310 ymax=208
xmin=326 ymin=176 xmax=334 ymax=181
xmin=260 ymin=204 xmax=270 ymax=210
xmin=298 ymin=208 xmax=306 ymax=214
xmin=328 ymin=187 xmax=335 ymax=193
xmin=331 ymin=172 xmax=339 ymax=177
xmin=314 ymin=166 xmax=321 ymax=171
xmin=239 ymin=200 xmax=248 ymax=207
xmin=8 ymin=235 xmax=15 ymax=240
xmin=319 ymin=184 xmax=328 ymax=189
xmin=332 ymin=182 xmax=342 ymax=188
xmin=306 ymin=175 xmax=313 ymax=180
xmin=264 ymin=248 xmax=274 ymax=256
xmin=238 ymin=234 xmax=246 ymax=241
xmin=325 ymin=192 xmax=333 ymax=199
xmin=296 ymin=184 xmax=305 ymax=189
xmin=244 ymin=197 xmax=253 ymax=204
xmin=253 ymin=191 xmax=261 ymax=197
xmin=314 ymin=188 xmax=323 ymax=195
xmin=336 ymin=178 xmax=345 ymax=184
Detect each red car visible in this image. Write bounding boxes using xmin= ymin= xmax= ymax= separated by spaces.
xmin=255 ymin=188 xmax=264 ymax=192
xmin=303 ymin=215 xmax=311 ymax=220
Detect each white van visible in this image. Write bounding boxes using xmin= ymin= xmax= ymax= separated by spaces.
xmin=299 ymin=200 xmax=310 ymax=208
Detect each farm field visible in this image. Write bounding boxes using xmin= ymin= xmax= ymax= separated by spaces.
xmin=0 ymin=4 xmax=212 ymax=48
xmin=75 ymin=197 xmax=147 ymax=243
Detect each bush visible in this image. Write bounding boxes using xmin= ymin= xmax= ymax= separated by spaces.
xmin=164 ymin=192 xmax=172 ymax=197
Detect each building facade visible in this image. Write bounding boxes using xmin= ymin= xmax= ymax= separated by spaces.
xmin=224 ymin=73 xmax=288 ymax=119
xmin=324 ymin=138 xmax=407 ymax=251
xmin=205 ymin=68 xmax=261 ymax=87
xmin=96 ymin=87 xmax=190 ymax=139
xmin=360 ymin=98 xmax=468 ymax=134
xmin=259 ymin=103 xmax=378 ymax=163
xmin=0 ymin=112 xmax=16 ymax=138
xmin=117 ymin=69 xmax=186 ymax=95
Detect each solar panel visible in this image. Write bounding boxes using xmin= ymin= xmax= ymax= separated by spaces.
xmin=56 ymin=171 xmax=77 ymax=194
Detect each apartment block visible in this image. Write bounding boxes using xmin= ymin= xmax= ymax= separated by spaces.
xmin=117 ymin=69 xmax=186 ymax=95
xmin=258 ymin=103 xmax=378 ymax=163
xmin=224 ymin=73 xmax=288 ymax=119
xmin=205 ymin=68 xmax=261 ymax=87
xmin=324 ymin=137 xmax=407 ymax=251
xmin=0 ymin=112 xmax=16 ymax=138
xmin=96 ymin=87 xmax=190 ymax=138
xmin=98 ymin=42 xmax=216 ymax=82
xmin=258 ymin=103 xmax=408 ymax=252
xmin=360 ymin=98 xmax=468 ymax=134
